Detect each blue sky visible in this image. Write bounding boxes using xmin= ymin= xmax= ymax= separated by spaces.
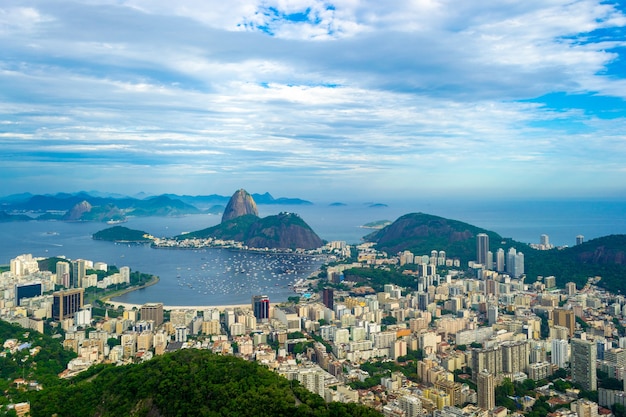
xmin=1 ymin=0 xmax=625 ymax=201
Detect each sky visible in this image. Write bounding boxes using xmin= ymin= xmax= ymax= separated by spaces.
xmin=1 ymin=0 xmax=626 ymax=202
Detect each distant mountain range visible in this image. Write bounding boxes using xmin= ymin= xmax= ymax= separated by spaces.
xmin=0 ymin=191 xmax=313 ymax=223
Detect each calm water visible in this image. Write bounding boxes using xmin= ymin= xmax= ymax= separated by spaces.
xmin=1 ymin=199 xmax=625 ymax=305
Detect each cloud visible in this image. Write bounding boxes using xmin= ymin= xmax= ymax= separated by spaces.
xmin=0 ymin=0 xmax=625 ymax=198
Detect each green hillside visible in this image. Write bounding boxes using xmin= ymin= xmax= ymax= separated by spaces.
xmin=29 ymin=349 xmax=380 ymax=417
xmin=93 ymin=226 xmax=152 ymax=242
xmin=368 ymin=212 xmax=626 ymax=292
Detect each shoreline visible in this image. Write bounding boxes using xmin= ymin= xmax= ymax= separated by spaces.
xmin=100 ymin=274 xmax=160 ymax=305
xmin=104 ymin=301 xmax=259 ymax=312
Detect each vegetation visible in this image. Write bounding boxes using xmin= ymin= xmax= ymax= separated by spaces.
xmin=0 ymin=319 xmax=77 ymax=410
xmin=92 ymin=226 xmax=152 ymax=242
xmin=367 ymin=213 xmax=626 ymax=293
xmin=28 ymin=349 xmax=381 ymax=417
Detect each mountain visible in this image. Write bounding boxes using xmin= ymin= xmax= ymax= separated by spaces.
xmin=367 ymin=212 xmax=501 ymax=264
xmin=183 ymin=213 xmax=323 ymax=250
xmin=129 ymin=195 xmax=200 ymax=217
xmin=62 ymin=201 xmax=126 ymax=222
xmin=245 ymin=212 xmax=324 ymax=250
xmin=29 ymin=349 xmax=380 ymax=417
xmin=368 ymin=212 xmax=626 ymax=293
xmin=252 ymin=192 xmax=313 ymax=205
xmin=222 ymin=189 xmax=259 ymax=222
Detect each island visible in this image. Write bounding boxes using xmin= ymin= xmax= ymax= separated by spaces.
xmin=92 ymin=226 xmax=153 ymax=243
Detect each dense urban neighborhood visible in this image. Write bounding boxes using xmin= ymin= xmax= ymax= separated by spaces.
xmin=1 ymin=233 xmax=625 ymax=417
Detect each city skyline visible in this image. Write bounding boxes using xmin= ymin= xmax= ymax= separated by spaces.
xmin=1 ymin=1 xmax=626 ymax=200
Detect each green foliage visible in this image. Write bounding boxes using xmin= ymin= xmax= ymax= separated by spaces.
xmin=28 ymin=349 xmax=380 ymax=417
xmin=342 ymin=267 xmax=416 ymax=292
xmin=92 ymin=226 xmax=152 ymax=242
xmin=381 ymin=316 xmax=397 ymax=326
xmin=287 ymin=331 xmax=306 ymax=340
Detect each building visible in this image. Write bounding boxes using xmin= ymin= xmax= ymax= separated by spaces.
xmin=566 ymin=282 xmax=577 ymax=296
xmin=72 ymin=259 xmax=87 ymax=288
xmin=552 ymin=339 xmax=569 ymax=369
xmin=477 ymin=370 xmax=495 ymax=410
xmin=140 ymin=303 xmax=164 ymax=327
xmin=14 ymin=282 xmax=43 ymax=305
xmin=570 ymin=398 xmax=598 ymax=417
xmin=553 ymin=308 xmax=576 ymax=337
xmin=571 ymin=338 xmax=597 ymax=391
xmin=576 ymin=235 xmax=585 ymax=245
xmin=322 ymin=288 xmax=334 ymax=310
xmin=501 ymin=341 xmax=530 ymax=374
xmin=476 ymin=233 xmax=490 ymax=268
xmin=252 ymin=295 xmax=270 ymax=321
xmin=52 ymin=288 xmax=85 ymax=321
xmin=495 ymin=248 xmax=505 ymax=273
xmin=506 ymin=248 xmax=524 ymax=278
xmin=56 ymin=261 xmax=71 ymax=287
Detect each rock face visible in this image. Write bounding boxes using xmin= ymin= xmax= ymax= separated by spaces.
xmin=221 ymin=189 xmax=259 ymax=223
xmin=64 ymin=200 xmax=93 ymax=221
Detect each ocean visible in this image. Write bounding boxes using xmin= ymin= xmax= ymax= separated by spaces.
xmin=1 ymin=199 xmax=625 ymax=306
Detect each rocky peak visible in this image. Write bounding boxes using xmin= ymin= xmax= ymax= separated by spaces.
xmin=221 ymin=189 xmax=259 ymax=223
xmin=64 ymin=200 xmax=93 ymax=221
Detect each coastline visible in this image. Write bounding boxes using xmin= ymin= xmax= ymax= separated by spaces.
xmin=100 ymin=274 xmax=160 ymax=305
xmin=104 ymin=300 xmax=258 ymax=312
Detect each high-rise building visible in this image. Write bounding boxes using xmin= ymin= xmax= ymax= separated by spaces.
xmin=540 ymin=234 xmax=550 ymax=247
xmin=487 ymin=304 xmax=498 ymax=325
xmin=477 ymin=370 xmax=495 ymax=410
xmin=322 ymin=288 xmax=334 ymax=310
xmin=140 ymin=303 xmax=164 ymax=326
xmin=52 ymin=288 xmax=84 ymax=321
xmin=476 ymin=233 xmax=490 ymax=268
xmin=501 ymin=341 xmax=530 ymax=374
xmin=553 ymin=308 xmax=576 ymax=337
xmin=56 ymin=261 xmax=71 ymax=287
xmin=506 ymin=248 xmax=524 ymax=278
xmin=571 ymin=338 xmax=597 ymax=391
xmin=472 ymin=347 xmax=502 ymax=381
xmin=551 ymin=339 xmax=569 ymax=369
xmin=252 ymin=295 xmax=270 ymax=321
xmin=576 ymin=235 xmax=585 ymax=245
xmin=72 ymin=259 xmax=87 ymax=288
xmin=495 ymin=248 xmax=505 ymax=272
xmin=566 ymin=282 xmax=577 ymax=296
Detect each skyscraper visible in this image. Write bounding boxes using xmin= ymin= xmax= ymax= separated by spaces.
xmin=495 ymin=248 xmax=505 ymax=272
xmin=571 ymin=338 xmax=597 ymax=391
xmin=72 ymin=259 xmax=87 ymax=288
xmin=476 ymin=233 xmax=489 ymax=268
xmin=576 ymin=235 xmax=585 ymax=245
xmin=506 ymin=248 xmax=524 ymax=278
xmin=477 ymin=370 xmax=495 ymax=410
xmin=252 ymin=295 xmax=270 ymax=321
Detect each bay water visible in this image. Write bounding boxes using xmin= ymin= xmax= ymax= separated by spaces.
xmin=0 ymin=199 xmax=624 ymax=306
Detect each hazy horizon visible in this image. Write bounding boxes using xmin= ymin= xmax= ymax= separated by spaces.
xmin=1 ymin=1 xmax=626 ymax=200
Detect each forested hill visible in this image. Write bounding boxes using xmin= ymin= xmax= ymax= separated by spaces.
xmin=366 ymin=212 xmax=505 ymax=264
xmin=29 ymin=349 xmax=381 ymax=417
xmin=368 ymin=212 xmax=626 ymax=292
